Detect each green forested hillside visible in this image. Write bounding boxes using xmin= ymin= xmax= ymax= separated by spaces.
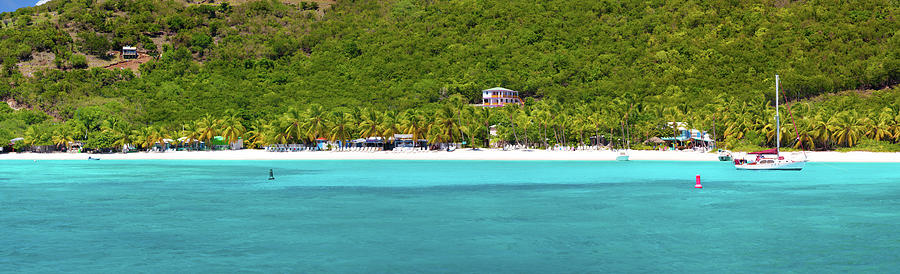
xmin=1 ymin=0 xmax=899 ymax=151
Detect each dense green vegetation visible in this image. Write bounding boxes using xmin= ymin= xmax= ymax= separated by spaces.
xmin=0 ymin=0 xmax=898 ymax=151
xmin=4 ymin=87 xmax=900 ymax=152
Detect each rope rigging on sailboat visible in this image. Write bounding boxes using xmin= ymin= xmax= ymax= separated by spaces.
xmin=783 ymin=89 xmax=805 ymax=151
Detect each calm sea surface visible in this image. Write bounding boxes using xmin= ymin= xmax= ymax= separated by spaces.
xmin=1 ymin=160 xmax=898 ymax=272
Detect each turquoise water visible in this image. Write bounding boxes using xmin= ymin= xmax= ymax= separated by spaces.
xmin=1 ymin=160 xmax=899 ymax=272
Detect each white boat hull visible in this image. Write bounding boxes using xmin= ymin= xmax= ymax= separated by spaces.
xmin=616 ymin=155 xmax=630 ymax=161
xmin=735 ymin=160 xmax=805 ymax=170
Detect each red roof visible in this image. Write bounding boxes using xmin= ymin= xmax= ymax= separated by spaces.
xmin=748 ymin=148 xmax=778 ymax=154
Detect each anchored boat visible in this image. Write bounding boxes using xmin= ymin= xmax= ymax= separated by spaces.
xmin=734 ymin=149 xmax=806 ymax=170
xmin=717 ymin=149 xmax=733 ymax=161
xmin=734 ymin=75 xmax=806 ymax=171
xmin=616 ymin=150 xmax=630 ymax=161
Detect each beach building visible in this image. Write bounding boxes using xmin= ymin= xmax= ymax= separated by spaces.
xmin=122 ymin=46 xmax=138 ymax=59
xmin=316 ymin=138 xmax=329 ymax=150
xmin=231 ymin=138 xmax=243 ymax=150
xmin=393 ymin=134 xmax=427 ymax=149
xmin=207 ymin=136 xmax=242 ymax=150
xmin=347 ymin=137 xmax=386 ymax=150
xmin=660 ymin=122 xmax=715 ymax=150
xmin=482 ymin=87 xmax=523 ymax=107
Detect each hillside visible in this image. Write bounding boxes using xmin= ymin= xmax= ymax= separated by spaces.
xmin=0 ymin=0 xmax=899 ymax=151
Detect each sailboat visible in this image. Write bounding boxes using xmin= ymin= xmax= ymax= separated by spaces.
xmin=734 ymin=75 xmax=806 ymax=170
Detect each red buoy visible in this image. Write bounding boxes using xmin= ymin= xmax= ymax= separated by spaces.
xmin=695 ymin=174 xmax=703 ymax=188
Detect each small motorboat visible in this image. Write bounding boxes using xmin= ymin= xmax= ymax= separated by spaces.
xmin=615 ymin=150 xmax=630 ymax=161
xmin=87 ymin=157 xmax=100 ymax=160
xmin=717 ymin=149 xmax=733 ymax=161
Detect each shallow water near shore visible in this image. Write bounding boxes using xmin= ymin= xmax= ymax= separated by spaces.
xmin=1 ymin=160 xmax=899 ymax=272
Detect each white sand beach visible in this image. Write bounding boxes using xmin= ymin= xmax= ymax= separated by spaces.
xmin=1 ymin=149 xmax=899 ymax=162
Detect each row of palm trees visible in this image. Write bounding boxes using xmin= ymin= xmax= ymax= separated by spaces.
xmin=19 ymin=95 xmax=900 ymax=152
xmin=722 ymin=102 xmax=900 ymax=150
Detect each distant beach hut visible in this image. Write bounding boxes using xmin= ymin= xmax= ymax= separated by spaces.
xmin=365 ymin=137 xmax=384 ymax=150
xmin=211 ymin=136 xmax=228 ymax=150
xmin=350 ymin=138 xmax=366 ymax=148
xmin=393 ymin=134 xmax=414 ymax=148
xmin=231 ymin=137 xmax=243 ymax=150
xmin=122 ymin=46 xmax=138 ymax=59
xmin=316 ymin=138 xmax=328 ymax=150
xmin=646 ymin=137 xmax=665 ymax=144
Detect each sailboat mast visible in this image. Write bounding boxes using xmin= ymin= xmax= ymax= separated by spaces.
xmin=775 ymin=74 xmax=781 ymax=154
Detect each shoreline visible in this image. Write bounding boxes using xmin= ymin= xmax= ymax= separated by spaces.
xmin=1 ymin=149 xmax=899 ymax=162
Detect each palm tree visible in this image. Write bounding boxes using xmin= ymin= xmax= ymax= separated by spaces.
xmin=380 ymin=110 xmax=401 ymax=144
xmin=219 ymin=114 xmax=246 ymax=148
xmin=809 ymin=113 xmax=831 ymax=150
xmin=328 ymin=110 xmax=355 ymax=150
xmin=661 ymin=106 xmax=683 ymax=138
xmin=130 ymin=126 xmax=155 ymax=151
xmin=358 ymin=109 xmax=383 ymax=140
xmin=51 ymin=129 xmax=74 ymax=151
xmin=179 ymin=123 xmax=201 ymax=150
xmin=793 ymin=117 xmax=815 ymax=150
xmin=866 ymin=108 xmax=894 ymax=142
xmin=142 ymin=126 xmax=168 ymax=151
xmin=763 ymin=120 xmax=777 ymax=147
xmin=421 ymin=110 xmax=437 ymax=149
xmin=196 ymin=114 xmax=218 ymax=150
xmin=246 ymin=119 xmax=275 ymax=148
xmin=304 ymin=104 xmax=328 ymax=143
xmin=830 ymin=111 xmax=864 ymax=147
xmin=432 ymin=106 xmax=459 ymax=148
xmin=100 ymin=118 xmax=132 ymax=152
xmin=281 ymin=107 xmax=307 ymax=144
xmin=893 ymin=109 xmax=900 ymax=143
xmin=515 ymin=109 xmax=532 ymax=148
xmin=588 ymin=108 xmax=604 ymax=148
xmin=448 ymin=94 xmax=469 ymax=145
xmin=500 ymin=105 xmax=519 ymax=146
xmin=475 ymin=107 xmax=492 ymax=148
xmin=399 ymin=109 xmax=426 ymax=147
xmin=533 ymin=106 xmax=552 ymax=148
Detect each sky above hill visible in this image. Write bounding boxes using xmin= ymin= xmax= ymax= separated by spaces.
xmin=0 ymin=0 xmax=41 ymax=13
